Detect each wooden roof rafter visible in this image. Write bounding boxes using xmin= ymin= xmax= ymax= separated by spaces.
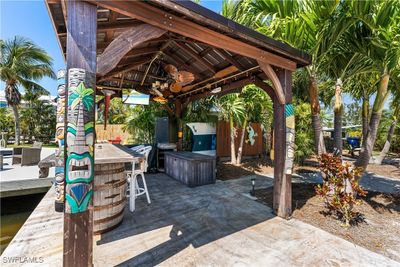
xmin=47 ymin=0 xmax=311 ymax=104
xmin=87 ymin=0 xmax=298 ymax=71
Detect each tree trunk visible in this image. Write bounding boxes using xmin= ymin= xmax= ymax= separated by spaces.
xmin=11 ymin=104 xmax=21 ymax=145
xmin=333 ymin=79 xmax=343 ymax=156
xmin=237 ymin=118 xmax=248 ymax=165
xmin=375 ymin=106 xmax=399 ymax=165
xmin=361 ymin=94 xmax=370 ymax=144
xmin=355 ymin=73 xmax=390 ymax=169
xmin=229 ymin=114 xmax=237 ymax=164
xmin=309 ymin=75 xmax=326 ymax=154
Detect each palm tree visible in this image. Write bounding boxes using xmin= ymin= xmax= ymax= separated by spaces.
xmin=345 ymin=0 xmax=400 ymax=169
xmin=346 ymin=74 xmax=378 ymax=144
xmin=215 ymin=93 xmax=245 ymax=164
xmin=320 ymin=37 xmax=376 ymax=156
xmin=375 ymin=78 xmax=400 ymax=164
xmin=229 ymin=0 xmax=351 ymax=155
xmin=0 ymin=36 xmax=55 ymax=145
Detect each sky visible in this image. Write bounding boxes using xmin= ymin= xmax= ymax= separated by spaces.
xmin=0 ymin=0 xmax=224 ymax=96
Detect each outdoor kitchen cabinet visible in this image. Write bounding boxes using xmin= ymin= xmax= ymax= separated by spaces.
xmin=164 ymin=151 xmax=216 ymax=187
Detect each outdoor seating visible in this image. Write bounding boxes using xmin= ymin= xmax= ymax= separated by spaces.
xmin=12 ymin=141 xmax=43 ymax=166
xmin=126 ymin=145 xmax=152 ymax=212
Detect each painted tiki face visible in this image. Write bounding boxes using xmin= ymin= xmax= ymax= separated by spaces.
xmin=65 ymin=71 xmax=95 ymax=214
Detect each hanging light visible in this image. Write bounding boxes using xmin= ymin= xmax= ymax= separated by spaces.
xmin=211 ymin=87 xmax=222 ymax=94
xmin=101 ymin=89 xmax=115 ymax=130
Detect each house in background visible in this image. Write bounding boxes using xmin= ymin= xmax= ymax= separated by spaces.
xmin=0 ymin=90 xmax=57 ymax=108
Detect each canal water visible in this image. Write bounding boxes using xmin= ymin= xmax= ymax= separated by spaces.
xmin=0 ymin=193 xmax=45 ymax=254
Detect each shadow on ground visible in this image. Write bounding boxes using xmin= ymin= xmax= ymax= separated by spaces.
xmin=95 ymin=174 xmax=275 ymax=266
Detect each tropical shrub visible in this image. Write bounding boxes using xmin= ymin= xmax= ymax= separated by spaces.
xmin=19 ymin=92 xmax=56 ymax=143
xmin=293 ymin=101 xmax=314 ymax=164
xmin=0 ymin=107 xmax=14 ymax=143
xmin=124 ymin=102 xmax=167 ymax=144
xmin=315 ymin=154 xmax=367 ymax=227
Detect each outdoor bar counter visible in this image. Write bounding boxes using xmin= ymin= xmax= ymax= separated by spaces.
xmin=93 ymin=143 xmax=143 ymax=234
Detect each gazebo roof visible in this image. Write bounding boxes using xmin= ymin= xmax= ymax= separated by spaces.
xmin=46 ymin=0 xmax=311 ymax=101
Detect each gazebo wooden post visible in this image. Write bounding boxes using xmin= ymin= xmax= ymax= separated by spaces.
xmin=272 ymin=69 xmax=294 ymax=218
xmin=175 ymin=100 xmax=183 ymax=151
xmin=64 ymin=0 xmax=97 ymax=266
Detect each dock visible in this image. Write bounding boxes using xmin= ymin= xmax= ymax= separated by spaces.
xmin=0 ymin=148 xmax=54 ymax=198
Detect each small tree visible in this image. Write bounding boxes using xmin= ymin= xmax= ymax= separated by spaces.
xmin=215 ymin=94 xmax=245 ymax=164
xmin=237 ymin=85 xmax=272 ymax=165
xmin=315 ymin=154 xmax=367 ymax=227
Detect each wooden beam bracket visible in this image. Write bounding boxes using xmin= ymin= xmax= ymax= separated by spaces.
xmin=258 ymin=61 xmax=285 ymax=104
xmin=97 ymin=23 xmax=166 ymax=76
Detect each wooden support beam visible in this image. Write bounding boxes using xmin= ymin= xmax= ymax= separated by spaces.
xmin=97 ymin=83 xmax=150 ymax=95
xmin=98 ymin=58 xmax=153 ymax=82
xmin=124 ymin=46 xmax=161 ymax=59
xmin=60 ymin=0 xmax=67 ymax=26
xmin=64 ymin=0 xmax=97 ymax=266
xmin=218 ymin=49 xmax=244 ymax=70
xmin=272 ymin=69 xmax=293 ymax=219
xmin=258 ymin=61 xmax=285 ymax=104
xmin=104 ymin=11 xmax=118 ymax=42
xmin=199 ymin=46 xmax=213 ymax=57
xmin=98 ymin=20 xmax=142 ymax=31
xmin=97 ymin=23 xmax=166 ymax=76
xmin=174 ymin=41 xmax=216 ymax=73
xmin=89 ymin=0 xmax=297 ymax=71
xmin=97 ymin=36 xmax=169 ymax=50
xmin=174 ymin=100 xmax=184 ymax=151
xmin=186 ymin=76 xmax=255 ymax=102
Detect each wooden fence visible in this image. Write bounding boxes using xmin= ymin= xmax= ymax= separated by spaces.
xmin=95 ymin=124 xmax=131 ymax=144
xmin=216 ymin=121 xmax=263 ymax=157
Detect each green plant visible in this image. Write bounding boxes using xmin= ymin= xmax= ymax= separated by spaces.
xmin=0 ymin=107 xmax=14 ymax=143
xmin=215 ymin=93 xmax=245 ymax=164
xmin=293 ymin=101 xmax=314 ymax=164
xmin=19 ymin=90 xmax=56 ymax=143
xmin=315 ymin=153 xmax=367 ymax=227
xmin=124 ymin=102 xmax=167 ymax=144
xmin=0 ymin=36 xmax=56 ymax=145
xmin=347 ymin=130 xmax=362 ymax=138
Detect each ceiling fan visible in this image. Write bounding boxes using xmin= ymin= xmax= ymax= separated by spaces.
xmin=164 ymin=64 xmax=195 ymax=93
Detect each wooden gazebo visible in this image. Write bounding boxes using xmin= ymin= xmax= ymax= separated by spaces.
xmin=46 ymin=0 xmax=311 ymax=265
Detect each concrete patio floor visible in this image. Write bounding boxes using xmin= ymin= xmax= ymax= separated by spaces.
xmin=2 ymin=174 xmax=399 ymax=266
xmin=94 ymin=174 xmax=399 ymax=266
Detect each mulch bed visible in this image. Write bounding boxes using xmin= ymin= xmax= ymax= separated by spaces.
xmin=255 ymin=183 xmax=400 ymax=262
xmin=217 ymin=156 xmax=400 ymax=181
xmin=367 ymin=163 xmax=400 ymax=180
xmin=217 ymin=158 xmax=274 ymax=180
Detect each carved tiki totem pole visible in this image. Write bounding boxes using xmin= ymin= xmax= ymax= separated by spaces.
xmin=284 ymin=104 xmax=295 ymax=174
xmin=65 ymin=69 xmax=95 ymax=213
xmin=54 ymin=70 xmax=66 ymax=212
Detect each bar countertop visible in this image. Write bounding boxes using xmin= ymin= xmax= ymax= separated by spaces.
xmin=94 ymin=143 xmax=143 ymax=164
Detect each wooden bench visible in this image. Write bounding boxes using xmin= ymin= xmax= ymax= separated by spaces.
xmin=38 ymin=153 xmax=56 ymax=178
